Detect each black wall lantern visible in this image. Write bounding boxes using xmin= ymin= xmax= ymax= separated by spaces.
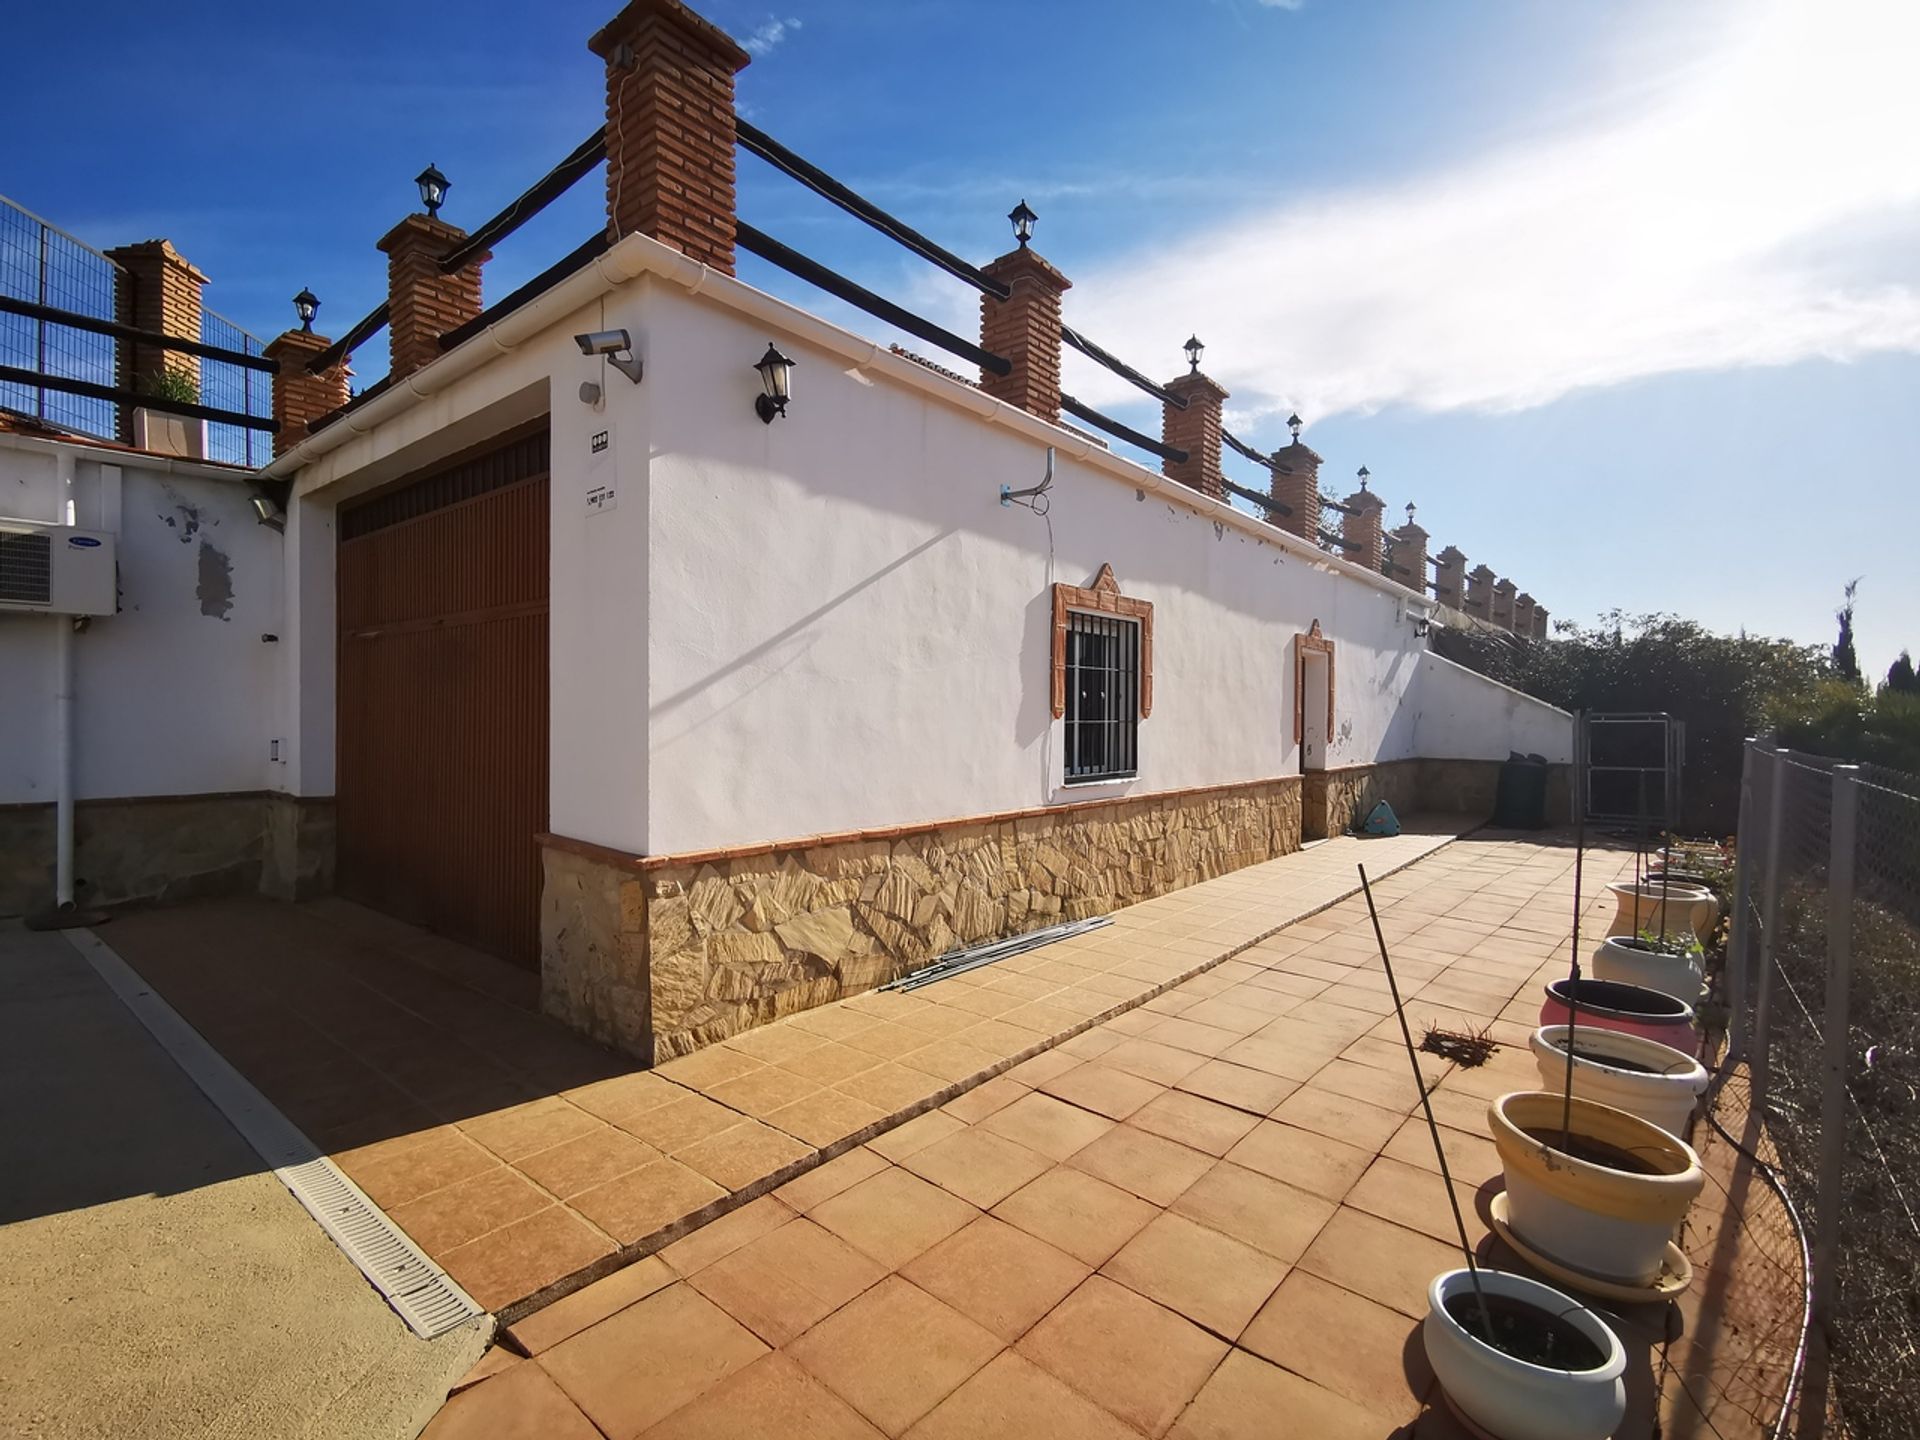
xmin=416 ymin=163 xmax=450 ymax=218
xmin=1183 ymin=334 xmax=1204 ymax=373
xmin=292 ymin=287 xmax=319 ymax=333
xmin=754 ymin=341 xmax=795 ymax=423
xmin=1008 ymin=199 xmax=1037 ymax=248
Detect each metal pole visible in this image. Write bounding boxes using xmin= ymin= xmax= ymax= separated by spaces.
xmin=1725 ymin=738 xmax=1757 ymax=1064
xmin=1752 ymin=748 xmax=1788 ymax=1103
xmin=35 ymin=222 xmax=49 ymax=421
xmin=1810 ymin=766 xmax=1860 ymax=1332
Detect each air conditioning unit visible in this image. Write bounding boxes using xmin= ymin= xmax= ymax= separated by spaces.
xmin=0 ymin=520 xmax=117 ymax=616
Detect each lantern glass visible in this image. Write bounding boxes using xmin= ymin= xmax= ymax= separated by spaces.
xmin=293 ymin=288 xmax=319 ymax=332
xmin=416 ymin=164 xmax=450 ymax=216
xmin=1008 ymin=199 xmax=1037 ymax=246
xmin=1183 ymin=334 xmax=1204 ymax=372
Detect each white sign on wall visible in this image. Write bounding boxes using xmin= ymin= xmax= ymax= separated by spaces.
xmin=586 ymin=424 xmax=616 ymax=515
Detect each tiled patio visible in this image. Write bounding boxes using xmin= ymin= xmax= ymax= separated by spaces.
xmin=416 ymin=830 xmax=1805 ymax=1439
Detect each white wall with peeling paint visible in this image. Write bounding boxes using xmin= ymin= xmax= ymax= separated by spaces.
xmin=0 ymin=438 xmax=281 ymax=805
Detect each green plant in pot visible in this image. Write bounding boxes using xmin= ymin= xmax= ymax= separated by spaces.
xmin=141 ymin=365 xmax=200 ymax=406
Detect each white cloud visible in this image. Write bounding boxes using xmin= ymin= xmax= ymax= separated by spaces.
xmin=742 ymin=16 xmax=802 ymax=58
xmin=1061 ymin=0 xmax=1920 ymax=423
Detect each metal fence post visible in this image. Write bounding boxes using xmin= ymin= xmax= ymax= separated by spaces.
xmin=1751 ymin=747 xmax=1787 ymax=1101
xmin=1811 ymin=765 xmax=1860 ymax=1332
xmin=1724 ymin=738 xmax=1757 ymax=1065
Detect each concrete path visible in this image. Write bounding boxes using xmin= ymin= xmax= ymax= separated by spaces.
xmin=0 ymin=924 xmax=487 ymax=1440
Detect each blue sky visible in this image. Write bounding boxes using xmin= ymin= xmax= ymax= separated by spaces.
xmin=8 ymin=0 xmax=1917 ymax=677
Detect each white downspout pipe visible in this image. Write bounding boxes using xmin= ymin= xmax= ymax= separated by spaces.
xmin=53 ymin=448 xmax=76 ymax=910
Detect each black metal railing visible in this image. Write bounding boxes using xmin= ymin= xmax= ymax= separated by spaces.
xmin=0 ymin=197 xmax=121 ymax=438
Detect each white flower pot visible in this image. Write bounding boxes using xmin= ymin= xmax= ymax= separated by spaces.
xmin=1490 ymin=1091 xmax=1705 ymax=1287
xmin=1529 ymin=1025 xmax=1709 ymax=1139
xmin=1423 ymin=1268 xmax=1626 ymax=1440
xmin=1590 ymin=934 xmax=1703 ymax=1003
xmin=1605 ymin=880 xmax=1705 ymax=943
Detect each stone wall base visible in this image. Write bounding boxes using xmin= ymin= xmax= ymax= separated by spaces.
xmin=540 ymin=842 xmax=654 ymax=1064
xmin=1302 ymin=760 xmax=1423 ymax=840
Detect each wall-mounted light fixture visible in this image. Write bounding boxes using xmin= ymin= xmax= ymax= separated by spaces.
xmin=249 ymin=484 xmax=288 ymax=532
xmin=1183 ymin=335 xmax=1204 ymax=373
xmin=575 ymin=329 xmax=643 ymax=384
xmin=416 ymin=163 xmax=450 ymax=218
xmin=754 ymin=341 xmax=795 ymax=423
xmin=1008 ymin=199 xmax=1037 ymax=248
xmin=292 ymin=287 xmax=319 ymax=333
xmin=1413 ymin=616 xmax=1432 ymax=638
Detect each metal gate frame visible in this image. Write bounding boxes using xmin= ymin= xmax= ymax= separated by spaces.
xmin=1582 ymin=711 xmax=1684 ymax=829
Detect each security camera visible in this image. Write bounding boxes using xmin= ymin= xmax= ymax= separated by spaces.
xmin=574 ymin=329 xmax=644 ymax=384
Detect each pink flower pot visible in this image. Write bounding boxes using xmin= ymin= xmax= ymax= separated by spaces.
xmin=1540 ymin=977 xmax=1697 ymax=1049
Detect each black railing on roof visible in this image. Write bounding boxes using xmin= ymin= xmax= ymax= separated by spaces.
xmin=1061 ymin=326 xmax=1187 ymax=410
xmin=1319 ymin=528 xmax=1360 ymax=551
xmin=438 ymin=232 xmax=612 ymax=355
xmin=0 ymin=362 xmax=276 ymax=433
xmin=1221 ymin=428 xmax=1268 ymax=467
xmin=1060 ymin=394 xmax=1184 ymax=463
xmin=0 ymin=297 xmax=275 ymax=373
xmin=307 ymin=301 xmax=388 ymax=376
xmin=1218 ymin=473 xmax=1291 ymax=518
xmin=441 ymin=129 xmax=609 ymax=276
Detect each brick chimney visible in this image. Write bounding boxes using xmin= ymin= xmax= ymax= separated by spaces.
xmin=379 ymin=215 xmax=488 ymax=383
xmin=979 ymin=241 xmax=1070 ymax=421
xmin=264 ymin=329 xmax=351 ymax=458
xmin=1340 ymin=476 xmax=1386 ymax=573
xmin=1532 ymin=604 xmax=1550 ymax=641
xmin=1162 ymin=370 xmax=1228 ymax=501
xmin=106 ymin=239 xmax=208 ymax=438
xmin=1432 ymin=546 xmax=1466 ymax=609
xmin=1387 ymin=514 xmax=1428 ymax=592
xmin=1464 ymin=563 xmax=1495 ymax=620
xmin=1269 ymin=418 xmax=1322 ymax=542
xmin=1492 ymin=577 xmax=1517 ymax=631
xmin=590 ymin=0 xmax=752 ymax=273
xmin=1513 ymin=591 xmax=1536 ymax=638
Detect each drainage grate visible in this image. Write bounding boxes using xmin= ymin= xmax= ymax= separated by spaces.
xmin=67 ymin=929 xmax=484 ymax=1339
xmin=882 ymin=914 xmax=1113 ymax=992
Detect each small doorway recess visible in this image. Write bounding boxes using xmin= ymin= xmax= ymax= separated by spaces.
xmin=1296 ymin=621 xmax=1336 ymax=839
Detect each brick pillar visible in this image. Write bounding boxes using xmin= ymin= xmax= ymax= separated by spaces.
xmin=1269 ymin=441 xmax=1322 ymax=541
xmin=1513 ymin=592 xmax=1536 ymax=638
xmin=1492 ymin=578 xmax=1517 ymax=631
xmin=1464 ymin=564 xmax=1495 ymax=620
xmin=106 ymin=239 xmax=208 ymax=439
xmin=1341 ymin=486 xmax=1386 ymax=573
xmin=590 ymin=0 xmax=751 ymax=273
xmin=264 ymin=330 xmax=351 ymax=458
xmin=1432 ymin=546 xmax=1466 ymax=609
xmin=1161 ymin=371 xmax=1228 ymax=500
xmin=978 ymin=246 xmax=1070 ymax=420
xmin=1532 ymin=604 xmax=1550 ymax=641
xmin=1388 ymin=520 xmax=1428 ymax=591
xmin=378 ymin=215 xmax=487 ymax=383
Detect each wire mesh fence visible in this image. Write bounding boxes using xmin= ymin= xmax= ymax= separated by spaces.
xmin=1734 ymin=743 xmax=1920 ymax=1440
xmin=0 ymin=196 xmax=121 ymax=439
xmin=199 ymin=308 xmax=271 ymax=467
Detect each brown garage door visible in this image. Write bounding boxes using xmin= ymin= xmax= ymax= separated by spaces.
xmin=336 ymin=424 xmax=549 ymax=968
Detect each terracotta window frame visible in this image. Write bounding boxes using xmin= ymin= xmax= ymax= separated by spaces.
xmin=1050 ymin=563 xmax=1154 ymax=721
xmin=1293 ymin=619 xmax=1335 ymax=745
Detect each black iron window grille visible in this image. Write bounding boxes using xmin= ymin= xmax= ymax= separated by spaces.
xmin=1065 ymin=609 xmax=1140 ymax=784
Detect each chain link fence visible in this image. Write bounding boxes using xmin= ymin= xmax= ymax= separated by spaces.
xmin=0 ymin=196 xmax=121 ymax=438
xmin=1730 ymin=743 xmax=1920 ymax=1440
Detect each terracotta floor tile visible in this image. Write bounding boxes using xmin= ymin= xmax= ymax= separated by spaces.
xmin=1173 ymin=997 xmax=1277 ymax=1035
xmin=1167 ymin=1349 xmax=1383 ymax=1440
xmin=764 ymin=1088 xmax=890 ymax=1147
xmin=810 ymin=1165 xmax=981 ymax=1269
xmin=991 ymin=1165 xmax=1160 ymax=1267
xmin=449 ymin=1346 xmax=520 ymax=1396
xmin=1127 ymin=1090 xmax=1261 ymax=1158
xmin=776 ymin=1041 xmax=885 ymax=1087
xmin=903 ymin=1350 xmax=1138 ymax=1440
xmin=1066 ymin=1125 xmax=1214 ymax=1207
xmin=706 ymin=1065 xmax=823 ymax=1119
xmin=642 ymin=1352 xmax=885 ymax=1440
xmin=844 ymin=1021 xmax=937 ymax=1062
xmin=660 ymin=1194 xmax=798 ymax=1277
xmin=902 ymin=1214 xmax=1091 ymax=1341
xmin=1002 ymin=1048 xmax=1081 ymax=1088
xmin=1239 ymin=1269 xmax=1431 ymax=1422
xmin=899 ymin=1037 xmax=1002 ymax=1085
xmin=1102 ymin=1210 xmax=1288 ymax=1340
xmin=1141 ymin=1016 xmax=1244 ymax=1058
xmin=1221 ymin=1121 xmax=1373 ymax=1202
xmin=1272 ymin=1085 xmax=1406 ymax=1152
xmin=420 ymin=1359 xmax=602 ymax=1440
xmin=619 ymin=1093 xmax=756 ymax=1155
xmin=389 ymin=1163 xmax=553 ymax=1254
xmin=1038 ymin=1062 xmax=1166 ymax=1121
xmin=688 ymin=1216 xmax=887 ymax=1344
xmin=723 ymin=1023 xmax=831 ymax=1066
xmin=953 ymin=1017 xmax=1044 ymax=1059
xmin=1017 ymin=1275 xmax=1228 ymax=1438
xmin=508 ymin=1254 xmax=676 ymax=1354
xmin=1211 ymin=1035 xmax=1328 ymax=1083
xmin=1296 ymin=1207 xmax=1461 ymax=1318
xmin=836 ymin=1061 xmax=949 ymax=1113
xmin=541 ymin=1282 xmax=768 ymax=1438
xmin=788 ymin=1276 xmax=1004 ymax=1435
xmin=978 ymin=1090 xmax=1114 ymax=1161
xmin=1100 ymin=1036 xmax=1210 ymax=1086
xmin=565 ymin=1071 xmax=686 ymax=1132
xmin=1344 ymin=1155 xmax=1491 ymax=1248
xmin=1172 ymin=1059 xmax=1299 ymax=1116
xmin=866 ymin=1108 xmax=967 ymax=1161
xmin=339 ymin=1125 xmax=499 ymax=1210
xmin=570 ymin=1158 xmax=729 ymax=1246
xmin=1056 ymin=1026 xmax=1126 ymax=1057
xmin=898 ymin=1127 xmax=1052 ymax=1208
xmin=673 ymin=1117 xmax=814 ymax=1191
xmin=775 ymin=1147 xmax=891 ymax=1213
xmin=1382 ymin=1115 xmax=1504 ymax=1187
xmin=460 ymin=1097 xmax=605 ymax=1162
xmin=1170 ymin=1160 xmax=1337 ymax=1263
xmin=518 ymin=1126 xmax=662 ymax=1199
xmin=1302 ymin=1056 xmax=1424 ymax=1111
xmin=939 ymin=1073 xmax=1029 ymax=1125
xmin=655 ymin=1043 xmax=766 ymax=1090
xmin=440 ymin=1205 xmax=617 ymax=1312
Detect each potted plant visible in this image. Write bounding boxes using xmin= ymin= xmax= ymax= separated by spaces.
xmin=1528 ymin=1025 xmax=1709 ymax=1139
xmin=1645 ymin=866 xmax=1724 ymax=939
xmin=131 ymin=365 xmax=208 ymax=459
xmin=1424 ymin=1268 xmax=1626 ymax=1440
xmin=1603 ymin=878 xmax=1708 ymax=943
xmin=1590 ymin=928 xmax=1704 ymax=1002
xmin=1540 ymin=976 xmax=1697 ymax=1048
xmin=1489 ymin=1091 xmax=1705 ymax=1287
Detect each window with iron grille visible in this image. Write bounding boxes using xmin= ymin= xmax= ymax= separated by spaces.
xmin=1065 ymin=610 xmax=1140 ymax=783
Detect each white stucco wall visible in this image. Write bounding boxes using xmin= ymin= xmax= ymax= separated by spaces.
xmin=0 ymin=438 xmax=282 ymax=805
xmin=1411 ymin=649 xmax=1575 ymax=763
